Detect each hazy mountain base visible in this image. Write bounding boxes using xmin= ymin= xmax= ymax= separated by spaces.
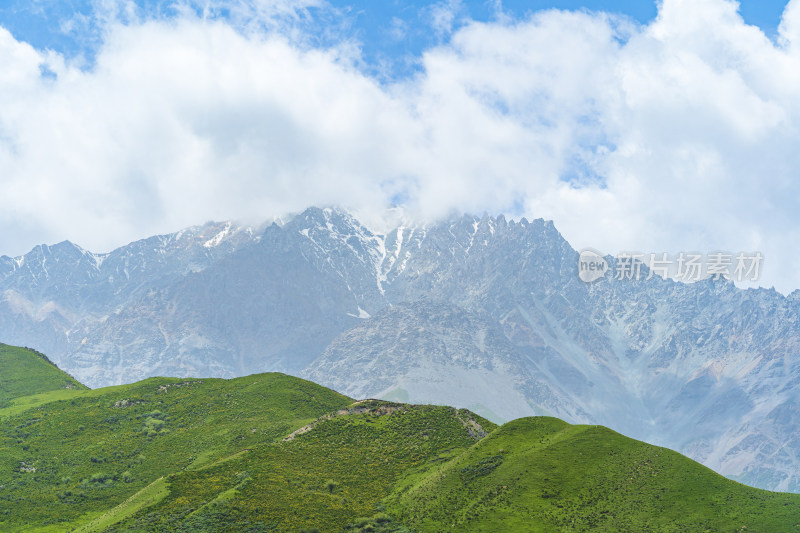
xmin=1 ymin=346 xmax=799 ymax=532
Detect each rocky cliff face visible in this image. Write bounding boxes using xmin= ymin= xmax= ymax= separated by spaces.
xmin=1 ymin=207 xmax=799 ymax=491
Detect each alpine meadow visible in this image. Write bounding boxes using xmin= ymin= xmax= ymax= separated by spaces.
xmin=2 ymin=344 xmax=800 ymax=532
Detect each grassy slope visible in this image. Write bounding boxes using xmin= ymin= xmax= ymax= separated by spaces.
xmin=0 ymin=344 xmax=87 ymax=407
xmin=104 ymin=401 xmax=495 ymax=532
xmin=387 ymin=417 xmax=800 ymax=532
xmin=1 ymin=345 xmax=799 ymax=532
xmin=0 ymin=372 xmax=352 ymax=532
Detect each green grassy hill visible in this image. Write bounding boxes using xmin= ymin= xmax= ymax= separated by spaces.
xmin=1 ymin=344 xmax=799 ymax=532
xmin=386 ymin=417 xmax=800 ymax=531
xmin=0 ymin=368 xmax=353 ymax=532
xmin=0 ymin=344 xmax=87 ymax=408
xmin=99 ymin=401 xmax=494 ymax=532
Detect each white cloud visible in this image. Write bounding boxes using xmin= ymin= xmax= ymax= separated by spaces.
xmin=2 ymin=0 xmax=800 ymax=292
xmin=425 ymin=0 xmax=464 ymax=38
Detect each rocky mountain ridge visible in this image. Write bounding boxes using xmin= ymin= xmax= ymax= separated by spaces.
xmin=1 ymin=206 xmax=799 ymax=492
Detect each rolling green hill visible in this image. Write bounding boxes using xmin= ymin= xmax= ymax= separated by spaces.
xmin=1 ymin=344 xmax=799 ymax=532
xmin=0 ymin=367 xmax=353 ymax=532
xmin=0 ymin=344 xmax=87 ymax=409
xmin=386 ymin=417 xmax=800 ymax=531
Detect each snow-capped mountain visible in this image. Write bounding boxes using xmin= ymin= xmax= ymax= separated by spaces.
xmin=0 ymin=221 xmax=261 ymax=372
xmin=1 ymin=206 xmax=799 ymax=492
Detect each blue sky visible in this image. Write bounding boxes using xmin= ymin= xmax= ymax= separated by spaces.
xmin=0 ymin=0 xmax=790 ymax=77
xmin=2 ymin=0 xmax=800 ymax=292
